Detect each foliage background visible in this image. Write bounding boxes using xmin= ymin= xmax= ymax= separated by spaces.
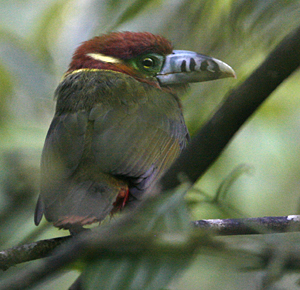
xmin=1 ymin=0 xmax=300 ymax=289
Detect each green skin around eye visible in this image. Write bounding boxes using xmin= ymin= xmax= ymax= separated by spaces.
xmin=128 ymin=53 xmax=165 ymax=77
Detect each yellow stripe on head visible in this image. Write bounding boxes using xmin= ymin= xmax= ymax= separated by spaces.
xmin=86 ymin=53 xmax=121 ymax=64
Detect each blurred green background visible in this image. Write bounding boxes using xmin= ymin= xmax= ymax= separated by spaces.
xmin=1 ymin=0 xmax=300 ymax=289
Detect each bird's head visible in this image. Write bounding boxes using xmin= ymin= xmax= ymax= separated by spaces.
xmin=68 ymin=31 xmax=235 ymax=89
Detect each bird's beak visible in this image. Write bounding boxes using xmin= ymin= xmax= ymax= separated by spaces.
xmin=156 ymin=50 xmax=236 ymax=85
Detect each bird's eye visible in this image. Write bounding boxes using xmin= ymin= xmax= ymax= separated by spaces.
xmin=128 ymin=53 xmax=164 ymax=77
xmin=142 ymin=57 xmax=154 ymax=69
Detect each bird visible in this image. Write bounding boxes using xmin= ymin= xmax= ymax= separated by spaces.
xmin=34 ymin=31 xmax=235 ymax=233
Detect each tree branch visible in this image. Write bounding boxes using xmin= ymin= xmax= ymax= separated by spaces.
xmin=193 ymin=215 xmax=300 ymax=235
xmin=0 ymin=236 xmax=70 ymax=271
xmin=1 ymin=215 xmax=300 ymax=271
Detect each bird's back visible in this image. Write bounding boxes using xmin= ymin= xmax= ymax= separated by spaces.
xmin=35 ymin=70 xmax=189 ymax=229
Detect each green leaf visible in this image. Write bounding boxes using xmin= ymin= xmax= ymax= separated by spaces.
xmin=80 ymin=183 xmax=205 ymax=290
xmin=85 ymin=255 xmax=190 ymax=290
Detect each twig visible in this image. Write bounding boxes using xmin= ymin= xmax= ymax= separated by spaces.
xmin=0 ymin=236 xmax=70 ymax=271
xmin=193 ymin=215 xmax=300 ymax=235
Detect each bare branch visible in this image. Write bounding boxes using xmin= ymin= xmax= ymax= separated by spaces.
xmin=0 ymin=236 xmax=70 ymax=271
xmin=1 ymin=215 xmax=300 ymax=272
xmin=193 ymin=215 xmax=300 ymax=235
xmin=0 ymin=236 xmax=84 ymax=290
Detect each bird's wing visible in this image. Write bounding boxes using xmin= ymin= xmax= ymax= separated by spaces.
xmin=87 ymin=71 xmax=189 ymax=197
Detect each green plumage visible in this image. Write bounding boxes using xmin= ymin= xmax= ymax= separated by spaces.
xmin=35 ymin=69 xmax=189 ymax=229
